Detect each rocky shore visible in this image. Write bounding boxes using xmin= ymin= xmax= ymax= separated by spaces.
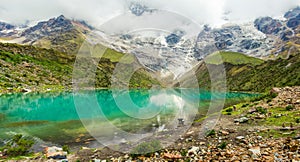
xmin=2 ymin=86 xmax=300 ymax=161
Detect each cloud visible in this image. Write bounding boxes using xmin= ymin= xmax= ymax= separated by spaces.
xmin=224 ymin=0 xmax=300 ymax=22
xmin=0 ymin=0 xmax=299 ymax=26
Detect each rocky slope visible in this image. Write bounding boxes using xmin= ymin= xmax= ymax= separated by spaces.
xmin=0 ymin=22 xmax=16 ymax=37
xmin=0 ymin=15 xmax=91 ymax=55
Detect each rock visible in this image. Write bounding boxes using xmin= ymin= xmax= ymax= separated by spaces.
xmin=163 ymin=153 xmax=182 ymax=159
xmin=22 ymin=62 xmax=31 ymax=67
xmin=166 ymin=33 xmax=181 ymax=45
xmin=249 ymin=147 xmax=261 ymax=159
xmin=287 ymin=14 xmax=300 ymax=29
xmin=290 ymin=145 xmax=298 ymax=152
xmin=285 ymin=6 xmax=300 ymax=19
xmin=248 ymin=108 xmax=257 ymax=114
xmin=129 ymin=3 xmax=146 ymax=16
xmin=188 ymin=146 xmax=199 ymax=155
xmin=221 ymin=130 xmax=230 ymax=136
xmin=45 ymin=146 xmax=67 ymax=159
xmin=255 ymin=114 xmax=266 ymax=119
xmin=21 ymin=88 xmax=32 ymax=93
xmin=230 ymin=155 xmax=240 ymax=161
xmin=236 ymin=136 xmax=245 ymax=140
xmin=254 ymin=17 xmax=284 ymax=35
xmin=186 ymin=131 xmax=194 ymax=135
xmin=234 ymin=117 xmax=249 ymax=123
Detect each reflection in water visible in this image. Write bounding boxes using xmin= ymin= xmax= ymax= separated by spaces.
xmin=74 ymin=89 xmax=199 ymax=152
xmin=0 ymin=89 xmax=259 ymax=150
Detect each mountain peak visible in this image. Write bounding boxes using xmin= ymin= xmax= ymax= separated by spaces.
xmin=57 ymin=15 xmax=66 ymax=19
xmin=284 ymin=6 xmax=300 ymax=19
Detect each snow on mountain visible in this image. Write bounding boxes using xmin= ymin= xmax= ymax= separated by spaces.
xmin=0 ymin=5 xmax=300 ymax=78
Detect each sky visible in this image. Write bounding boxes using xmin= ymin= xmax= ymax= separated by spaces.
xmin=0 ymin=0 xmax=300 ymax=27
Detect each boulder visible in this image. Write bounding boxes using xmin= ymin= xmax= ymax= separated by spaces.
xmin=249 ymin=147 xmax=261 ymax=159
xmin=234 ymin=117 xmax=249 ymax=123
xmin=188 ymin=146 xmax=199 ymax=155
xmin=45 ymin=146 xmax=67 ymax=159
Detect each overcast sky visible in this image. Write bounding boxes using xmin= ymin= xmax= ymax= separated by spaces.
xmin=0 ymin=0 xmax=299 ymax=27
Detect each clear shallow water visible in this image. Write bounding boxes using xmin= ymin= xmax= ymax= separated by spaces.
xmin=0 ymin=89 xmax=258 ymax=147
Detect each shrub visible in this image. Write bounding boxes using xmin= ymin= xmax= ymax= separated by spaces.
xmin=241 ymin=104 xmax=249 ymax=108
xmin=180 ymin=149 xmax=188 ymax=156
xmin=296 ymin=118 xmax=300 ymax=124
xmin=62 ymin=145 xmax=70 ymax=154
xmin=206 ymin=129 xmax=216 ymax=137
xmin=225 ymin=108 xmax=233 ymax=113
xmin=218 ymin=142 xmax=227 ymax=149
xmin=285 ymin=105 xmax=294 ymax=111
xmin=256 ymin=107 xmax=267 ymax=114
xmin=0 ymin=134 xmax=34 ymax=157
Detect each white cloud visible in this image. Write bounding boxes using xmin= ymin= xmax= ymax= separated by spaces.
xmin=224 ymin=0 xmax=300 ymax=23
xmin=0 ymin=0 xmax=299 ymax=26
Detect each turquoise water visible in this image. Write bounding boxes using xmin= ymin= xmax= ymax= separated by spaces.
xmin=0 ymin=89 xmax=258 ymax=146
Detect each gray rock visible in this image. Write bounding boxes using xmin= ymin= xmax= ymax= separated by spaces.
xmin=234 ymin=117 xmax=249 ymax=123
xmin=236 ymin=136 xmax=245 ymax=140
xmin=188 ymin=146 xmax=199 ymax=155
xmin=254 ymin=17 xmax=284 ymax=35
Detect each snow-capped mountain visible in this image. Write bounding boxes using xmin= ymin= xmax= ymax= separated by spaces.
xmin=0 ymin=22 xmax=17 ymax=37
xmin=194 ymin=7 xmax=300 ymax=60
xmin=0 ymin=5 xmax=300 ymax=79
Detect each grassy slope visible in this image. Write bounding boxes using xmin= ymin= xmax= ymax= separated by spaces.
xmin=180 ymin=51 xmax=300 ymax=92
xmin=0 ymin=43 xmax=159 ymax=93
xmin=204 ymin=51 xmax=264 ymax=66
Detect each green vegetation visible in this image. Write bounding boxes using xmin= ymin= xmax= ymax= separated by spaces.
xmin=264 ymin=107 xmax=299 ymax=127
xmin=218 ymin=142 xmax=227 ymax=149
xmin=34 ymin=28 xmax=85 ymax=55
xmin=0 ymin=134 xmax=34 ymax=157
xmin=0 ymin=43 xmax=159 ymax=93
xmin=62 ymin=145 xmax=70 ymax=154
xmin=194 ymin=51 xmax=300 ymax=92
xmin=256 ymin=107 xmax=267 ymax=114
xmin=285 ymin=105 xmax=294 ymax=111
xmin=204 ymin=51 xmax=264 ymax=66
xmin=206 ymin=129 xmax=216 ymax=137
xmin=131 ymin=140 xmax=162 ymax=156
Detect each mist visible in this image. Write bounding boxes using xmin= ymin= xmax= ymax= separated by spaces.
xmin=0 ymin=0 xmax=299 ymax=27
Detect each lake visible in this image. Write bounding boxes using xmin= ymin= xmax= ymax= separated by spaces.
xmin=0 ymin=89 xmax=258 ymax=150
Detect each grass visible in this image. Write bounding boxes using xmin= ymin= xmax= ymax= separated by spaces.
xmin=204 ymin=51 xmax=264 ymax=66
xmin=264 ymin=107 xmax=300 ymax=127
xmin=195 ymin=51 xmax=300 ymax=92
xmin=0 ymin=43 xmax=159 ymax=93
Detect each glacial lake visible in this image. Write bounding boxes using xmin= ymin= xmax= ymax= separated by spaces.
xmin=0 ymin=89 xmax=258 ymax=149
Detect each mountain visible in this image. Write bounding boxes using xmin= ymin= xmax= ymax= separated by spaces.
xmin=194 ymin=8 xmax=300 ymax=60
xmin=92 ymin=6 xmax=300 ymax=78
xmin=0 ymin=43 xmax=159 ymax=93
xmin=0 ymin=22 xmax=17 ymax=37
xmin=21 ymin=15 xmax=92 ymax=54
xmin=0 ymin=15 xmax=92 ymax=55
xmin=0 ymin=6 xmax=300 ymax=82
xmin=178 ymin=51 xmax=300 ymax=92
